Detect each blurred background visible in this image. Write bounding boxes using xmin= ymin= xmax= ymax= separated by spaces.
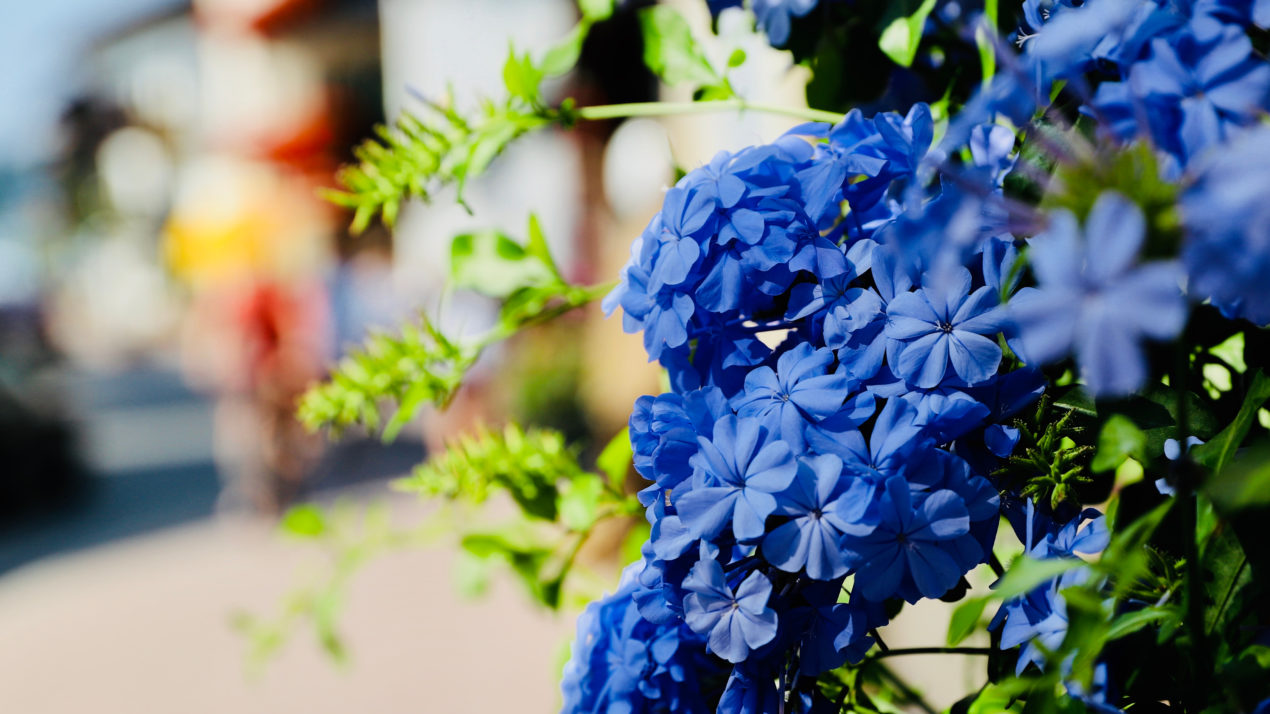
xmin=0 ymin=1 xmax=980 ymax=711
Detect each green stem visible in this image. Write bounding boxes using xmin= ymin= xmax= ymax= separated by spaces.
xmin=872 ymin=646 xmax=994 ymax=659
xmin=575 ymin=99 xmax=844 ymax=125
xmin=1173 ymin=340 xmax=1210 ymax=710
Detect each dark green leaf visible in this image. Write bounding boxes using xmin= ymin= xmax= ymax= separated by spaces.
xmin=1092 ymin=414 xmax=1147 ymax=472
xmin=1051 ymin=385 xmax=1096 ymax=416
xmin=1205 ymin=440 xmax=1270 ymax=514
xmin=1105 ymin=607 xmax=1176 ymax=641
xmin=638 ymin=6 xmax=719 ymax=87
xmin=1193 ymin=370 xmax=1270 ymax=473
xmin=1203 ymin=527 xmax=1252 ymax=635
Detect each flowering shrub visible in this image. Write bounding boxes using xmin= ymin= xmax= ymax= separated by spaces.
xmin=286 ymin=0 xmax=1270 ymax=711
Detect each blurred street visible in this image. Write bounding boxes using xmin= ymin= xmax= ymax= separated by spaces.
xmin=0 ymin=363 xmax=422 ymax=574
xmin=0 ymin=496 xmax=576 ymax=714
xmin=0 ymin=363 xmax=577 ymax=713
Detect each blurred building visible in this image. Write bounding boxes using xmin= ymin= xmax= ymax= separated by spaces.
xmin=33 ymin=0 xmax=396 ymax=524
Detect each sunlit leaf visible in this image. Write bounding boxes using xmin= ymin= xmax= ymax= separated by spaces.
xmin=639 ymin=6 xmax=719 ymax=87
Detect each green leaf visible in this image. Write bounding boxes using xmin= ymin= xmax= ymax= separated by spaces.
xmin=460 ymin=529 xmax=557 ymax=606
xmin=638 ymin=6 xmax=719 ymax=87
xmin=502 ymin=47 xmax=544 ymax=104
xmin=558 ymin=474 xmax=605 ymax=531
xmin=381 ymin=379 xmax=431 ymax=442
xmin=298 ymin=314 xmax=475 ymax=436
xmin=1211 ymin=332 xmax=1247 ymax=374
xmin=878 ymin=0 xmax=938 ymax=68
xmin=1105 ymin=606 xmax=1176 ymax=641
xmin=540 ymin=23 xmax=587 ymax=78
xmin=577 ymin=0 xmax=614 ymax=22
xmin=993 ymin=557 xmax=1083 ymax=600
xmin=1202 ymin=527 xmax=1251 ymax=636
xmin=621 ymin=522 xmax=651 ymax=566
xmin=1193 ymin=370 xmax=1270 ymax=473
xmin=967 ymin=682 xmax=1026 ymax=714
xmin=450 ymin=230 xmax=558 ymax=298
xmin=1092 ymin=414 xmax=1147 ymax=472
xmin=524 ymin=213 xmax=562 ymax=279
xmin=947 ymin=597 xmax=988 ymax=646
xmin=1205 ymin=440 xmax=1270 ymax=514
xmin=454 ymin=550 xmax=494 ymax=599
xmin=597 ymin=427 xmax=633 ymax=492
xmin=280 ymin=504 xmax=327 ymax=538
xmin=975 ymin=0 xmax=998 ymax=85
xmin=1051 ymin=385 xmax=1097 ymax=416
xmin=726 ymin=48 xmax=747 ymax=68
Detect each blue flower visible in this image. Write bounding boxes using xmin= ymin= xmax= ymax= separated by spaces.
xmin=790 ymin=589 xmax=878 ymax=674
xmin=676 ymin=415 xmax=798 ymax=542
xmin=604 ymin=240 xmax=697 ymax=363
xmin=807 ymin=398 xmax=924 ymax=484
xmin=839 ymin=476 xmax=972 ymax=601
xmin=751 ymin=0 xmax=819 ymax=47
xmin=762 ymin=454 xmax=867 ymax=579
xmin=824 ymin=288 xmax=890 ymax=379
xmin=796 ymin=109 xmax=891 ymax=222
xmin=1009 ymin=191 xmax=1187 ymax=396
xmin=1181 ymin=124 xmax=1270 ymax=324
xmin=1157 ymin=436 xmax=1204 ymax=495
xmin=716 ymin=661 xmax=782 ymax=714
xmin=1091 ymin=16 xmax=1270 ymax=165
xmin=885 ymin=267 xmax=1010 ymax=388
xmin=649 ymin=186 xmax=713 ymax=291
xmin=682 ymin=558 xmax=780 ymax=663
xmin=731 ymin=343 xmax=855 ymax=451
xmin=562 ymin=562 xmax=722 ymax=714
xmin=992 ymin=504 xmax=1109 ymax=675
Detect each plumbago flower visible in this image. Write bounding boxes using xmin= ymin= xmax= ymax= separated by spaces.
xmin=1009 ymin=191 xmax=1187 ymax=396
xmin=992 ymin=504 xmax=1114 ymax=707
xmin=683 ymin=557 xmax=780 ymax=663
xmin=1181 ymin=124 xmax=1270 ymax=324
xmin=584 ymin=101 xmax=1074 ymax=711
xmin=561 ymin=561 xmax=729 ymax=713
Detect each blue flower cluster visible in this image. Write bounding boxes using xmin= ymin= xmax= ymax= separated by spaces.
xmin=586 ymin=104 xmax=1061 ymax=709
xmin=952 ymin=0 xmax=1270 ymax=176
xmin=1009 ymin=191 xmax=1187 ymax=396
xmin=992 ymin=502 xmax=1122 ymax=710
xmin=1181 ymin=125 xmax=1270 ymax=325
xmin=558 ymin=1 xmax=1270 ymax=711
xmin=994 ymin=503 xmax=1109 ymax=675
xmin=561 ymin=562 xmax=730 ymax=713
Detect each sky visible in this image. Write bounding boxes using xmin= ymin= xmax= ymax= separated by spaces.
xmin=0 ymin=0 xmax=184 ymax=168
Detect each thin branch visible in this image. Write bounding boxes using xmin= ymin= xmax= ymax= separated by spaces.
xmin=872 ymin=646 xmax=994 ymax=659
xmin=575 ymin=99 xmax=844 ymax=125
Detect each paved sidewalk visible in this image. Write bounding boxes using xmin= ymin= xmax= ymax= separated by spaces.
xmin=0 ymin=508 xmax=576 ymax=714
